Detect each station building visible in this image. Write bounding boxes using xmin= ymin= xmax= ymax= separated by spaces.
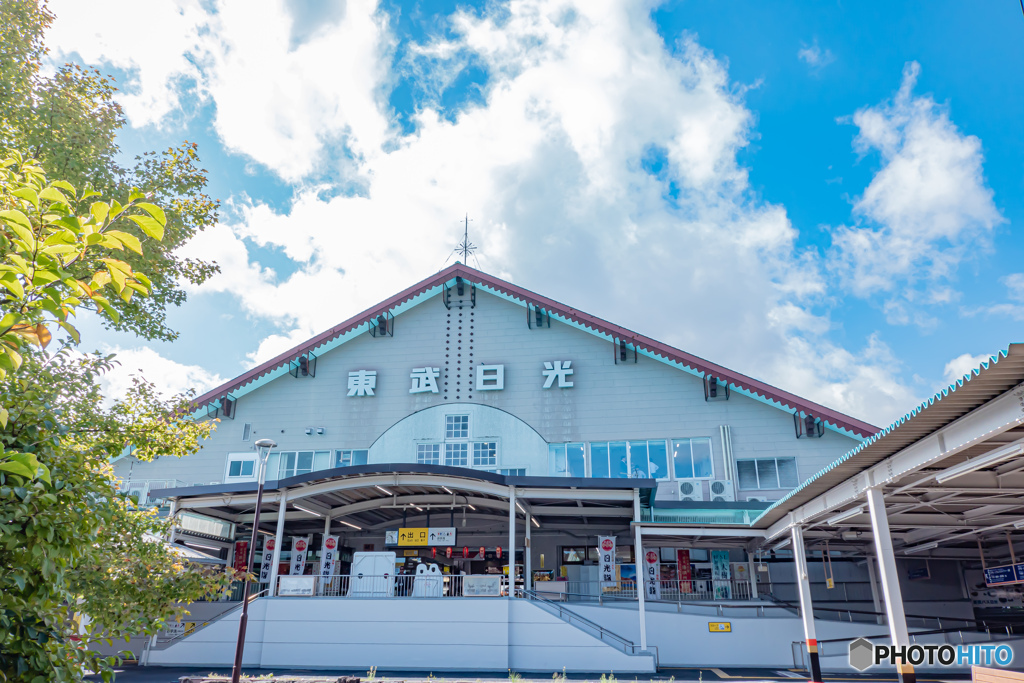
xmin=117 ymin=264 xmax=1024 ymax=679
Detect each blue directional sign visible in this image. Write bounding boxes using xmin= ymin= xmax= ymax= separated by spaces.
xmin=984 ymin=564 xmax=1019 ymax=586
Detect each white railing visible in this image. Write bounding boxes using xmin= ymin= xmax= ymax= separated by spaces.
xmin=274 ymin=574 xmax=515 ymax=598
xmin=550 ymin=578 xmax=756 ymax=603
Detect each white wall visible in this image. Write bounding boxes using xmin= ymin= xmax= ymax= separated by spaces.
xmin=150 ymin=597 xmax=655 ymax=673
xmin=116 ymin=287 xmax=861 ymax=493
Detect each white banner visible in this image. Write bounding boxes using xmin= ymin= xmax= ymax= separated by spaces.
xmin=598 ymin=536 xmax=616 ymax=587
xmin=278 ymin=576 xmax=315 ymax=597
xmin=290 ymin=536 xmax=309 ymax=575
xmin=643 ymin=548 xmax=661 ymax=601
xmin=258 ymin=538 xmax=276 ymax=583
xmin=320 ymin=535 xmax=339 ymax=577
xmin=427 ymin=527 xmax=456 ymax=546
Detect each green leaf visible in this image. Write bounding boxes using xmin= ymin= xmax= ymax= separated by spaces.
xmin=0 ymin=461 xmax=34 ymax=479
xmin=58 ymin=320 xmax=81 ymax=344
xmin=90 ymin=202 xmax=110 ymax=225
xmin=0 ymin=407 xmax=7 ymax=428
xmin=12 ymin=187 xmax=39 ymax=209
xmin=0 ymin=208 xmax=33 ymax=232
xmin=104 ymin=230 xmax=143 ymax=255
xmin=39 ymin=187 xmax=70 ymax=206
xmin=126 ymin=214 xmax=164 ymax=241
xmin=128 ymin=189 xmax=145 ymax=203
xmin=135 ymin=202 xmax=167 ymax=226
xmin=50 ymin=180 xmax=76 ymax=194
xmin=0 ymin=274 xmax=25 ymax=299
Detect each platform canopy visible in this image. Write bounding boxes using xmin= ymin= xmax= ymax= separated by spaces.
xmin=755 ymin=343 xmax=1024 ymax=562
xmin=152 ymin=464 xmax=656 ymax=536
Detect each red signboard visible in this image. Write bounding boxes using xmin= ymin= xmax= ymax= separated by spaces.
xmin=431 ymin=547 xmax=437 ymax=558
xmin=234 ymin=541 xmax=249 ymax=572
xmin=677 ymin=549 xmax=692 ymax=593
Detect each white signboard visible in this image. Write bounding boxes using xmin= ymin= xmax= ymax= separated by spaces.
xmin=278 ymin=576 xmax=315 ymax=597
xmin=643 ymin=549 xmax=661 ymax=601
xmin=598 ymin=536 xmax=616 ymax=587
xmin=290 ymin=536 xmax=309 ymax=575
xmin=463 ymin=575 xmax=503 ymax=597
xmin=320 ymin=535 xmax=339 ymax=577
xmin=384 ymin=530 xmax=399 ymax=546
xmin=258 ymin=538 xmax=276 ymax=583
xmin=428 ymin=527 xmax=456 ymax=546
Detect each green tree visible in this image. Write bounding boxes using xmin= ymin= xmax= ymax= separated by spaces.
xmin=0 ymin=158 xmax=234 ymax=681
xmin=0 ymin=0 xmax=220 ymax=342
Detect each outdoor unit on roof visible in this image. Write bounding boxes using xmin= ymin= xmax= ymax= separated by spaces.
xmin=678 ymin=479 xmax=705 ymax=502
xmin=709 ymin=480 xmax=735 ymax=502
xmin=655 ymin=480 xmax=679 ymax=501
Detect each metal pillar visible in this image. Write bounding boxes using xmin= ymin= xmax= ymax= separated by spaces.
xmin=747 ymin=557 xmax=758 ymax=600
xmin=633 ymin=488 xmax=648 ymax=651
xmin=867 ymin=555 xmax=885 ymax=625
xmin=525 ymin=512 xmax=532 ymax=592
xmin=167 ymin=499 xmax=178 ymax=543
xmin=867 ymin=486 xmax=915 ymax=683
xmin=791 ymin=526 xmax=822 ymax=683
xmin=509 ymin=486 xmax=516 ymax=597
xmin=268 ymin=490 xmax=288 ymax=596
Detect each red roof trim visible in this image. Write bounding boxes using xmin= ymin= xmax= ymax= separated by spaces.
xmin=191 ymin=263 xmax=878 ymax=437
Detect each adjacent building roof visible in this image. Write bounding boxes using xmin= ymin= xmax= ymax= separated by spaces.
xmin=190 ymin=263 xmax=878 ymax=438
xmin=752 ymin=343 xmax=1024 ymax=528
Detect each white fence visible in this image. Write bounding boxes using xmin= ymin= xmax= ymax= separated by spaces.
xmin=273 ymin=574 xmax=514 ymax=598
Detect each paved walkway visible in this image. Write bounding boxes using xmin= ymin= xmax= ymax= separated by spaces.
xmin=92 ymin=665 xmax=973 ymax=683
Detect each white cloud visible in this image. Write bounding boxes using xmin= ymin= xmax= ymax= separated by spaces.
xmin=47 ymin=0 xmax=209 ymax=126
xmin=798 ymin=41 xmax=834 ymax=70
xmin=99 ymin=346 xmax=225 ymax=402
xmin=942 ymin=352 xmax=993 ymax=385
xmin=830 ymin=62 xmax=1003 ymax=305
xmin=1003 ymin=273 xmax=1024 ymax=302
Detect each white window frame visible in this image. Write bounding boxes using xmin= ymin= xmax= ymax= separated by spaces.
xmin=445 ymin=414 xmax=470 ymax=439
xmin=336 ymin=449 xmax=369 ymax=468
xmin=225 ymin=452 xmax=258 ymax=481
xmin=586 ymin=440 xmax=671 ymax=480
xmin=278 ymin=451 xmax=317 ymax=479
xmin=417 ymin=443 xmax=441 ymax=465
xmin=671 ymin=437 xmax=715 ymax=480
xmin=445 ymin=442 xmax=469 ymax=467
xmin=736 ymin=457 xmax=798 ymax=490
xmin=473 ymin=441 xmax=497 ymax=467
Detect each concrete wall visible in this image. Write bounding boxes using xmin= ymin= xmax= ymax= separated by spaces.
xmin=149 ymin=597 xmax=655 ymax=673
xmin=115 ymin=288 xmax=861 ymax=497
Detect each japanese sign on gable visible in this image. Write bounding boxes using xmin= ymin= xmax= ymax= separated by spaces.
xmin=346 ymin=362 xmax=576 ymax=397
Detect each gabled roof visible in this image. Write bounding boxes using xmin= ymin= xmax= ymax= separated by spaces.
xmin=191 ymin=263 xmax=878 ymax=438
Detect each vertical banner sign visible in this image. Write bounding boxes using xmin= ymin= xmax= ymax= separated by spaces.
xmin=598 ymin=536 xmax=616 ymax=587
xmin=234 ymin=541 xmax=249 ymax=572
xmin=644 ymin=550 xmax=661 ymax=601
xmin=677 ymin=549 xmax=692 ymax=593
xmin=290 ymin=537 xmax=309 ymax=575
xmin=258 ymin=538 xmax=275 ymax=583
xmin=320 ymin=536 xmax=339 ymax=578
xmin=711 ymin=550 xmax=732 ymax=599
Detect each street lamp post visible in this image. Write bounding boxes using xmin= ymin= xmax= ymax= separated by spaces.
xmin=231 ymin=438 xmax=276 ymax=683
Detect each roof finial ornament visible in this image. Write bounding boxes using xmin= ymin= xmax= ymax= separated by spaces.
xmin=445 ymin=214 xmax=479 ymax=268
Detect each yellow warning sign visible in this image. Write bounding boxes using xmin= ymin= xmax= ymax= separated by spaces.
xmin=708 ymin=622 xmax=731 ymax=632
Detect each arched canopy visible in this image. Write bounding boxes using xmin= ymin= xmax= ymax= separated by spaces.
xmin=152 ymin=464 xmax=654 ymax=535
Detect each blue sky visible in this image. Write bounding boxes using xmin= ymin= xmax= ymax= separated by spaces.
xmin=47 ymin=0 xmax=1024 ymax=427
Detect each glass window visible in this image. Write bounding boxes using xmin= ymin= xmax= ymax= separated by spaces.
xmin=499 ymin=468 xmax=525 ymax=476
xmin=417 ymin=444 xmax=440 ymax=465
xmin=629 ymin=441 xmax=649 ymax=478
xmin=335 ymin=449 xmax=369 ymax=467
xmin=279 ymin=451 xmax=314 ymax=478
xmin=445 ymin=442 xmax=468 ymax=467
xmin=473 ymin=442 xmax=497 ymax=466
xmin=737 ymin=458 xmax=798 ymax=490
xmin=673 ymin=438 xmax=714 ymax=479
xmin=548 ymin=444 xmax=567 ymax=476
xmin=566 ymin=443 xmax=586 ymax=477
xmin=591 ymin=443 xmax=609 ymax=478
xmin=445 ymin=415 xmax=469 ymax=439
xmin=562 ymin=546 xmax=587 ymax=564
xmin=228 ymin=459 xmax=254 ymax=478
xmin=610 ymin=442 xmax=628 ymax=478
xmin=648 ymin=441 xmax=669 ymax=479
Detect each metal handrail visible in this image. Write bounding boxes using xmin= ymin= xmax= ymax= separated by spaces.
xmin=523 ymin=589 xmax=659 ymax=666
xmin=154 ymin=588 xmax=268 ymax=649
xmin=764 ymin=593 xmax=997 ymax=630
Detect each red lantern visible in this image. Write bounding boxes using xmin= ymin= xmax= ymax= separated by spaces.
xmin=479 ymin=545 xmax=485 ymax=558
xmin=462 ymin=546 xmax=469 ymax=558
xmin=431 ymin=547 xmax=437 ymax=558
xmin=445 ymin=546 xmax=452 ymax=559
xmin=496 ymin=546 xmax=503 ymax=559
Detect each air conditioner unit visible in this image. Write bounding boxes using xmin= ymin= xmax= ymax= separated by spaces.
xmin=746 ymin=496 xmax=768 ymax=503
xmin=655 ymin=480 xmax=679 ymax=501
xmin=678 ymin=479 xmax=705 ymax=502
xmin=709 ymin=480 xmax=735 ymax=502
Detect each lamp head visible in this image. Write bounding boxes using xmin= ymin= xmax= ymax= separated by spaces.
xmin=255 ymin=438 xmax=277 ymax=449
